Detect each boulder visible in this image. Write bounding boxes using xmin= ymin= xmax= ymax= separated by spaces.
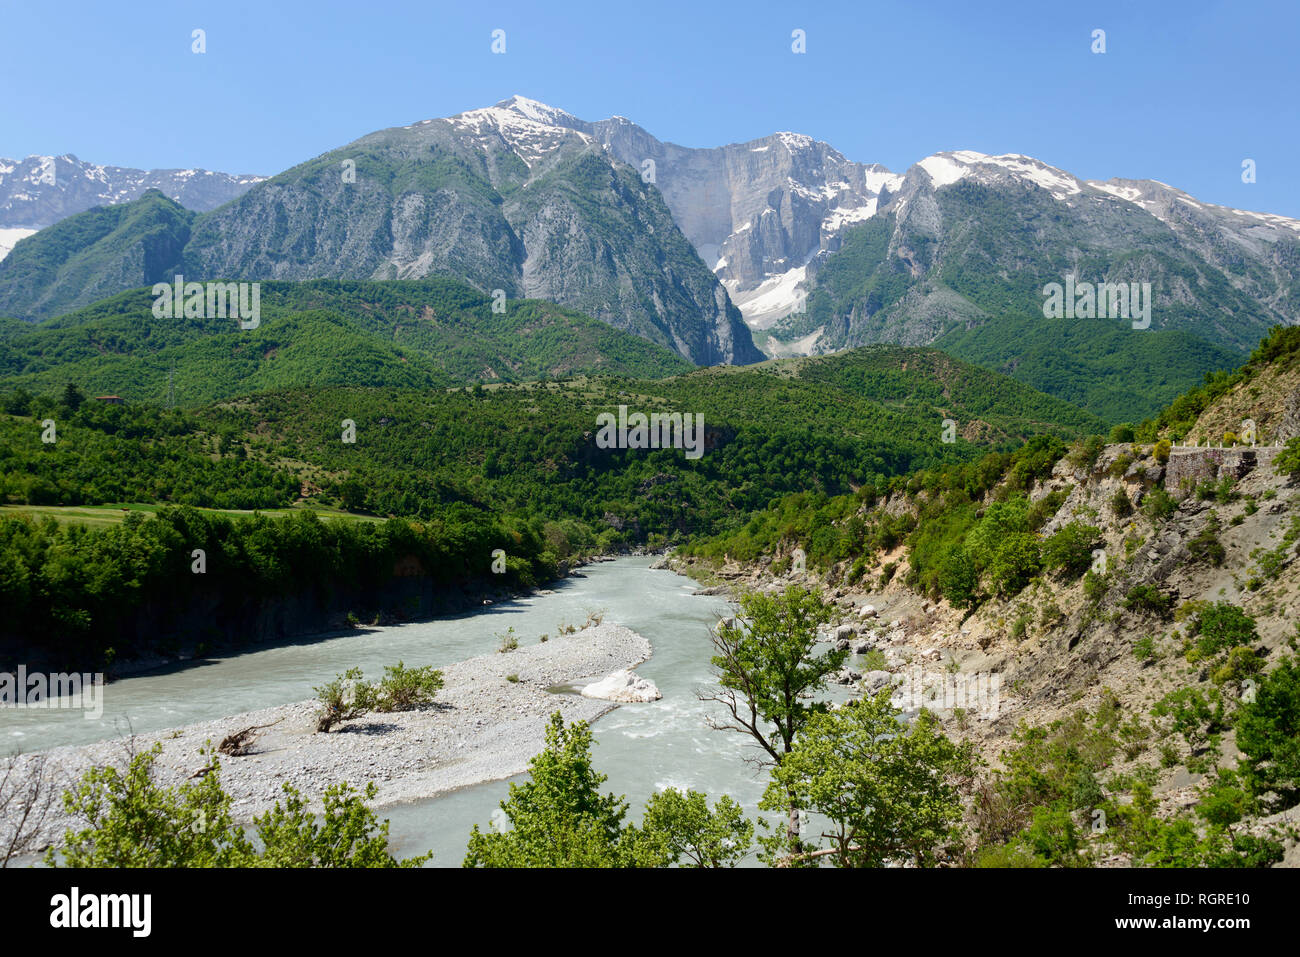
xmin=834 ymin=624 xmax=856 ymax=640
xmin=858 ymin=604 xmax=878 ymax=619
xmin=581 ymin=669 xmax=662 ymax=703
xmin=862 ymin=670 xmax=893 ymax=693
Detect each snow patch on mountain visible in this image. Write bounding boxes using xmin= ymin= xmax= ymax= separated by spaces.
xmin=725 ymin=265 xmax=808 ymax=329
xmin=447 ymin=98 xmax=595 ymax=168
xmin=823 ymin=199 xmax=878 ymax=232
xmin=776 ymin=132 xmax=816 ymax=152
xmin=0 ymin=227 xmax=36 ymax=262
xmin=918 ymin=153 xmax=974 ymax=187
xmin=916 ymin=151 xmax=1083 ymax=200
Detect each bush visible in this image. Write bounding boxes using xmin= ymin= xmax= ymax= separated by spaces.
xmin=1110 ymin=488 xmax=1133 ymax=518
xmin=1041 ymin=522 xmax=1101 ymax=579
xmin=1083 ymin=569 xmax=1109 ymax=605
xmin=1123 ymin=585 xmax=1174 ymax=619
xmin=1276 ymin=437 xmax=1300 ymax=481
xmin=1186 ymin=602 xmax=1257 ymax=661
xmin=1187 ymin=511 xmax=1226 ymax=566
xmin=373 ymin=661 xmax=444 ymax=712
xmin=1211 ymin=646 xmax=1263 ymax=686
xmin=314 ymin=667 xmax=376 ymax=733
xmin=1151 ymin=687 xmax=1226 ymax=749
xmin=1067 ymin=435 xmax=1106 ymax=471
xmin=1143 ymin=486 xmax=1177 ymax=522
xmin=1153 ymin=439 xmax=1171 ymax=464
xmin=1235 ymin=655 xmax=1300 ymax=806
xmin=47 ymin=745 xmax=429 ymax=867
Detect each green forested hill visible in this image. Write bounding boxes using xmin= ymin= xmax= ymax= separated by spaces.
xmin=0 ymin=336 xmax=1103 ymax=667
xmin=933 ymin=317 xmax=1243 ymax=424
xmin=0 ymin=344 xmax=1103 ymax=540
xmin=0 ymin=190 xmax=194 ymax=321
xmin=0 ymin=277 xmax=694 ymax=402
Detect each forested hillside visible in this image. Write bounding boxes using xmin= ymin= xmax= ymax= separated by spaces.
xmin=0 ymin=343 xmax=1103 ymax=667
xmin=0 ymin=278 xmax=694 ymax=402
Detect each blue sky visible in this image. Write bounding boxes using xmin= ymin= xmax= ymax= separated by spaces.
xmin=3 ymin=0 xmax=1297 ymax=216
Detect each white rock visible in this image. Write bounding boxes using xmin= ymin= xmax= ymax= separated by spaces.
xmin=834 ymin=624 xmax=856 ymax=640
xmin=580 ymin=669 xmax=662 ymax=703
xmin=862 ymin=670 xmax=893 ymax=692
xmin=858 ymin=604 xmax=878 ymax=619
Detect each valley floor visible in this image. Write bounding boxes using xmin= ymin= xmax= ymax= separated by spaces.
xmin=5 ymin=623 xmax=651 ymax=853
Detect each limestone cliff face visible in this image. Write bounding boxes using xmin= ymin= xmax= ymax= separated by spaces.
xmin=183 ymin=99 xmax=762 ymax=367
xmin=584 ymin=118 xmax=900 ymax=327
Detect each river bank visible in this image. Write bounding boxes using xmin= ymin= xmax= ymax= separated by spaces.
xmin=7 ymin=622 xmax=653 ymax=851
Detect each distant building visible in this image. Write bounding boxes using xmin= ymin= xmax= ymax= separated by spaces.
xmin=94 ymin=395 xmax=124 ymax=405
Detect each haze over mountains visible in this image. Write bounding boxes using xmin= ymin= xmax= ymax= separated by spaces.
xmin=3 ymin=95 xmax=1298 ymax=417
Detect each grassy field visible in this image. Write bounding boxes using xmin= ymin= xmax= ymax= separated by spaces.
xmin=0 ymin=503 xmax=383 ymax=528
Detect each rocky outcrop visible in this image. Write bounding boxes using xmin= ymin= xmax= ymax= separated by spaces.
xmin=580 ymin=668 xmax=662 ymax=703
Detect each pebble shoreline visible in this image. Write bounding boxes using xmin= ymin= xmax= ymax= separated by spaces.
xmin=8 ymin=622 xmax=652 ymax=849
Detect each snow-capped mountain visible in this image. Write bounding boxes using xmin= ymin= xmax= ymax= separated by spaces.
xmin=462 ymin=101 xmax=1298 ymax=346
xmin=7 ymin=96 xmax=1298 ymax=385
xmin=462 ymin=99 xmax=904 ymax=329
xmin=2 ymin=98 xmax=761 ymax=365
xmin=0 ymin=154 xmax=263 ymax=236
xmin=805 ymin=147 xmax=1300 ymax=352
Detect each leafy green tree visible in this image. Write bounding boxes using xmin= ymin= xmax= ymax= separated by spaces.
xmin=50 ymin=745 xmax=252 ymax=867
xmin=1236 ymin=655 xmax=1300 ymax=807
xmin=48 ymin=744 xmax=426 ymax=867
xmin=1040 ymin=522 xmax=1101 ymax=579
xmin=1186 ymin=602 xmax=1257 ymax=661
xmin=60 ymin=382 xmax=84 ymax=411
xmin=700 ymin=585 xmax=843 ymax=845
xmin=465 ymin=713 xmax=645 ymax=868
xmin=637 ymin=789 xmax=753 ymax=868
xmin=464 ymin=713 xmax=753 ymax=868
xmin=937 ymin=546 xmax=979 ymax=607
xmin=760 ymin=692 xmax=975 ymax=867
xmin=986 ymin=532 xmax=1041 ymax=597
xmin=254 ymin=781 xmax=429 ymax=867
